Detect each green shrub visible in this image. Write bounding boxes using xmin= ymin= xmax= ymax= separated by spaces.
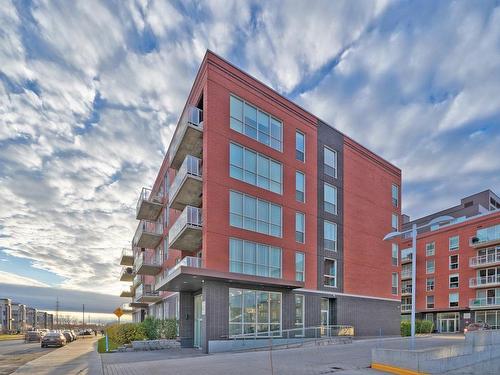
xmin=141 ymin=316 xmax=161 ymax=340
xmin=401 ymin=319 xmax=435 ymax=336
xmin=159 ymin=319 xmax=177 ymax=339
xmin=106 ymin=323 xmax=146 ymax=345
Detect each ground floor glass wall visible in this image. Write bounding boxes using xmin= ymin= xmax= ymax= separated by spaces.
xmin=475 ymin=310 xmax=500 ymax=329
xmin=229 ymin=288 xmax=281 ymax=337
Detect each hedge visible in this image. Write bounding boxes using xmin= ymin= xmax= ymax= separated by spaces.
xmin=105 ymin=318 xmax=178 ymax=345
xmin=401 ymin=319 xmax=434 ymax=336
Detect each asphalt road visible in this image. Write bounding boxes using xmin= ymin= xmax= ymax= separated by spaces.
xmin=0 ymin=339 xmax=55 ymax=375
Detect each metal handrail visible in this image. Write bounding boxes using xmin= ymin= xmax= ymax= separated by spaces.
xmin=469 ymin=252 xmax=500 ymax=267
xmin=469 ymin=275 xmax=500 ymax=287
xmin=469 ymin=297 xmax=500 ymax=307
xmin=169 ymin=155 xmax=202 ymax=202
xmin=134 ymin=251 xmax=162 ymax=271
xmin=135 ymin=284 xmax=159 ymax=300
xmin=133 ymin=219 xmax=163 ymax=246
xmin=168 ymin=106 xmax=203 ymax=166
xmin=471 ymin=224 xmax=500 ymax=245
xmin=169 ymin=206 xmax=202 ymax=244
xmin=401 ymin=304 xmax=412 ymax=312
xmin=121 ymin=248 xmax=133 ymax=258
xmin=226 ymin=325 xmax=353 ymax=351
xmin=401 ymin=287 xmax=413 ymax=294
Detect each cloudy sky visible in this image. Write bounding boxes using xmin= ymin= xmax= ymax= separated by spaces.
xmin=1 ymin=0 xmax=499 ymax=308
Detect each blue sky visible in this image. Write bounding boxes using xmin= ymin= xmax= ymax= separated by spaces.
xmin=0 ymin=0 xmax=499 ymax=303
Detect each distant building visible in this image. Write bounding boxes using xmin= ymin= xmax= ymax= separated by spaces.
xmin=36 ymin=311 xmax=48 ymax=330
xmin=0 ymin=298 xmax=12 ymax=333
xmin=11 ymin=303 xmax=27 ymax=332
xmin=26 ymin=307 xmax=37 ymax=329
xmin=47 ymin=314 xmax=54 ymax=330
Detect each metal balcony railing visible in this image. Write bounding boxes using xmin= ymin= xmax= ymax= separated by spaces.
xmin=469 ymin=252 xmax=500 ymax=267
xmin=168 ymin=106 xmax=204 ymax=167
xmin=470 ymin=224 xmax=500 ymax=247
xmin=122 ymin=248 xmax=133 ymax=258
xmin=134 ymin=252 xmax=162 ymax=271
xmin=469 ymin=275 xmax=500 ymax=287
xmin=401 ymin=304 xmax=412 ymax=312
xmin=168 ymin=206 xmax=202 ymax=246
xmin=169 ymin=155 xmax=202 ymax=202
xmin=121 ymin=303 xmax=133 ymax=312
xmin=133 ymin=219 xmax=163 ymax=247
xmin=135 ymin=284 xmax=159 ymax=301
xmin=120 ymin=267 xmax=134 ymax=280
xmin=469 ymin=297 xmax=500 ymax=308
xmin=401 ymin=270 xmax=412 ymax=279
xmin=133 ymin=274 xmax=143 ymax=287
xmin=401 ymin=286 xmax=413 ymax=294
xmin=155 ymin=256 xmax=203 ymax=291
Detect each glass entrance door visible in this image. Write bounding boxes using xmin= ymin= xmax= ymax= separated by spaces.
xmin=194 ymin=294 xmax=202 ymax=348
xmin=437 ymin=313 xmax=459 ymax=333
xmin=320 ymin=298 xmax=329 ymax=336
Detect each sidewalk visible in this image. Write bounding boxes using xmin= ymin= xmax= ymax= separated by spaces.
xmin=13 ymin=336 xmax=103 ymax=375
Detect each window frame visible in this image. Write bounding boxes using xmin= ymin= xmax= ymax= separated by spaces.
xmin=426 ymin=259 xmax=435 ymax=274
xmin=323 ymin=220 xmax=337 ymax=252
xmin=295 ymin=252 xmax=305 ymax=282
xmin=449 ymin=254 xmax=459 ymax=270
xmin=294 ymin=294 xmax=305 ymax=337
xmin=426 ymin=295 xmax=435 ymax=309
xmin=391 ymin=272 xmax=398 ymax=295
xmin=392 ymin=243 xmax=399 ymax=266
xmin=392 ymin=213 xmax=399 ymax=231
xmin=392 ymin=184 xmax=399 ymax=208
xmin=324 ymin=258 xmax=337 ymax=288
xmin=449 ymin=292 xmax=459 ymax=308
xmin=449 ymin=274 xmax=459 ymax=289
xmin=295 ymin=212 xmax=305 ymax=243
xmin=323 ymin=146 xmax=337 ymax=178
xmin=324 ymin=182 xmax=338 ymax=215
xmin=295 ymin=130 xmax=305 ymax=162
xmin=449 ymin=235 xmax=459 ymax=251
xmin=425 ymin=242 xmax=435 ymax=257
xmin=295 ymin=170 xmax=305 ymax=203
xmin=229 ymin=237 xmax=282 ymax=279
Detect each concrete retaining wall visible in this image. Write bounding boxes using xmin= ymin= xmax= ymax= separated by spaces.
xmin=372 ymin=330 xmax=500 ymax=374
xmin=131 ymin=339 xmax=180 ymax=351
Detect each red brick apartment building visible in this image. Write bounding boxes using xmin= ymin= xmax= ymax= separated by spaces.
xmin=119 ymin=51 xmax=402 ymax=352
xmin=397 ymin=190 xmax=500 ymax=333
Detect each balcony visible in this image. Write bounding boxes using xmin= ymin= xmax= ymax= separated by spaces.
xmin=401 ymin=270 xmax=412 ymax=280
xmin=401 ymin=304 xmax=412 ymax=313
xmin=135 ymin=284 xmax=161 ymax=304
xmin=168 ymin=106 xmax=204 ymax=170
xmin=120 ymin=286 xmax=134 ymax=298
xmin=469 ymin=275 xmax=500 ymax=288
xmin=470 ymin=224 xmax=500 ymax=248
xmin=169 ymin=155 xmax=202 ymax=211
xmin=120 ymin=267 xmax=134 ymax=282
xmin=134 ymin=251 xmax=162 ymax=276
xmin=469 ymin=251 xmax=500 ymax=268
xmin=133 ymin=274 xmax=143 ymax=288
xmin=401 ymin=286 xmax=412 ymax=296
xmin=169 ymin=206 xmax=202 ymax=252
xmin=401 ymin=254 xmax=413 ymax=264
xmin=136 ymin=187 xmax=164 ymax=221
xmin=120 ymin=248 xmax=134 ymax=266
xmin=469 ymin=297 xmax=500 ymax=309
xmin=121 ymin=303 xmax=134 ymax=313
xmin=133 ymin=220 xmax=163 ymax=249
xmin=156 ymin=256 xmax=304 ymax=293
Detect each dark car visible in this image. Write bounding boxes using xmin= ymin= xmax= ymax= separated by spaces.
xmin=62 ymin=331 xmax=73 ymax=343
xmin=25 ymin=330 xmax=42 ymax=343
xmin=41 ymin=332 xmax=66 ymax=348
xmin=464 ymin=322 xmax=491 ymax=333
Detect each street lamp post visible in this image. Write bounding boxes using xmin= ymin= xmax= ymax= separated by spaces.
xmin=384 ymin=215 xmax=454 ymax=340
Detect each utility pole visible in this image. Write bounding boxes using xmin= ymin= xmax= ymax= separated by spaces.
xmin=55 ymin=297 xmax=59 ymax=330
xmin=82 ymin=304 xmax=85 ymax=331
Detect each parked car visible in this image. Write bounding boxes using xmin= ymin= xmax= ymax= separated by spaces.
xmin=25 ymin=330 xmax=42 ymax=343
xmin=41 ymin=332 xmax=66 ymax=348
xmin=464 ymin=322 xmax=491 ymax=333
xmin=70 ymin=330 xmax=78 ymax=340
xmin=62 ymin=331 xmax=73 ymax=342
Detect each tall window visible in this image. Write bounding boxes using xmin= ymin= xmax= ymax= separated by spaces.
xmin=449 ymin=293 xmax=459 ymax=307
xmin=295 ymin=252 xmax=305 ymax=281
xmin=230 ymin=95 xmax=282 ymax=151
xmin=449 ymin=235 xmax=459 ymax=251
xmin=426 ymin=259 xmax=435 ymax=274
xmin=294 ymin=295 xmax=305 ymax=336
xmin=229 ymin=191 xmax=282 ymax=237
xmin=392 ymin=184 xmax=399 ymax=207
xmin=296 ymin=131 xmax=305 ymax=162
xmin=392 ymin=272 xmax=398 ymax=295
xmin=324 ymin=183 xmax=337 ymax=214
xmin=229 ymin=238 xmax=281 ymax=278
xmin=229 ymin=288 xmax=281 ymax=337
xmin=324 ymin=221 xmax=337 ymax=251
xmin=449 ymin=274 xmax=459 ymax=289
xmin=392 ymin=213 xmax=399 ymax=231
xmin=295 ymin=212 xmax=305 ymax=243
xmin=392 ymin=243 xmax=399 ymax=266
xmin=427 ymin=295 xmax=435 ymax=309
xmin=295 ymin=171 xmax=305 ymax=202
xmin=324 ymin=147 xmax=337 ymax=178
xmin=426 ymin=278 xmax=435 ymax=291
xmin=449 ymin=255 xmax=459 ymax=270
xmin=425 ymin=242 xmax=435 ymax=256
xmin=324 ymin=259 xmax=337 ymax=287
xmin=230 ymin=143 xmax=282 ymax=194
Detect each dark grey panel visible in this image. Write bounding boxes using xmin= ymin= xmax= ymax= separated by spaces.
xmin=317 ymin=121 xmax=344 ymax=293
xmin=179 ymin=291 xmax=194 ymax=347
xmin=336 ymin=295 xmax=400 ymax=336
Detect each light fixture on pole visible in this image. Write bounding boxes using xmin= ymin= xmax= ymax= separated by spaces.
xmin=384 ymin=215 xmax=454 ymax=340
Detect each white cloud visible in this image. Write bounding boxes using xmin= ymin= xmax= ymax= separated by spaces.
xmin=0 ymin=271 xmax=49 ymax=287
